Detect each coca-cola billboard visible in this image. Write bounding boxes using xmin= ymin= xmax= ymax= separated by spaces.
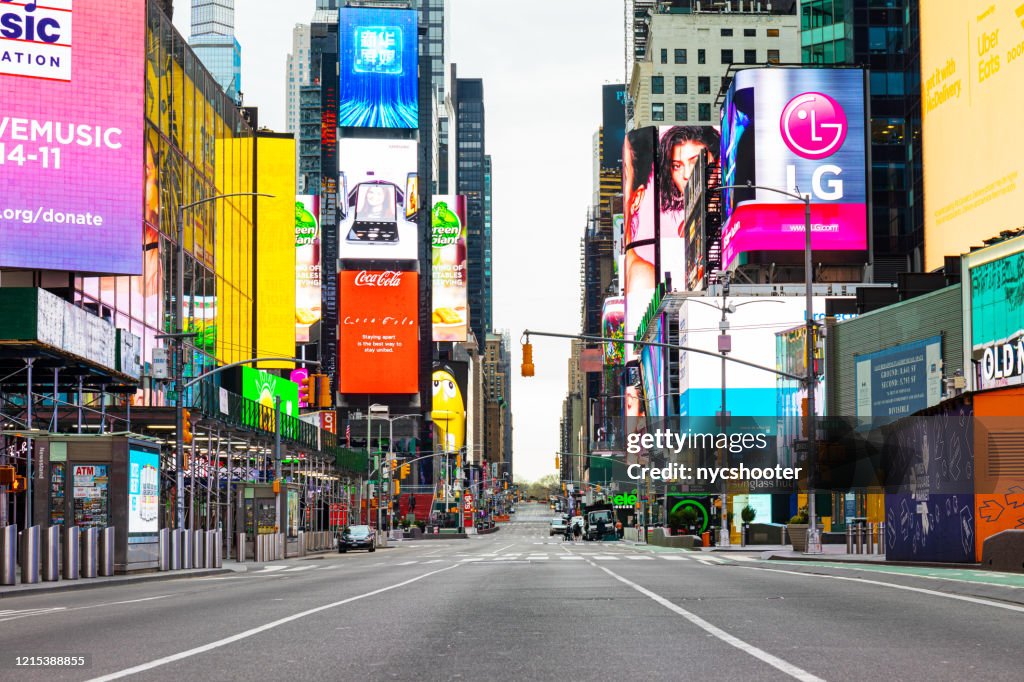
xmin=338 ymin=270 xmax=419 ymax=394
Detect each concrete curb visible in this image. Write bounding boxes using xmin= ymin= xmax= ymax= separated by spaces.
xmin=764 ymin=554 xmax=984 ymax=571
xmin=0 ymin=568 xmax=234 ymax=599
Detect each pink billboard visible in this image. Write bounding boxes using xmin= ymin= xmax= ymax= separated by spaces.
xmin=0 ymin=0 xmax=145 ymax=274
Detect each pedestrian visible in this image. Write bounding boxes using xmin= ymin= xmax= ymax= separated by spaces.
xmin=596 ymin=517 xmax=607 ymax=541
xmin=615 ymin=520 xmax=624 ymax=540
xmin=563 ymin=521 xmax=572 ymax=542
xmin=573 ymin=521 xmax=582 ymax=543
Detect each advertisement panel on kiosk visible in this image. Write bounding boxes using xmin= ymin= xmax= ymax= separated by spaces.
xmin=337 ymin=7 xmax=419 ymax=129
xmin=338 ymin=270 xmax=419 ymax=394
xmin=338 ymin=138 xmax=419 ymax=261
xmin=127 ymin=445 xmax=160 ymax=538
xmin=920 ymin=1 xmax=1024 ymax=270
xmin=719 ymin=68 xmax=868 ymax=270
xmin=0 ymin=0 xmax=146 ymax=274
xmin=431 ymin=195 xmax=468 ymax=342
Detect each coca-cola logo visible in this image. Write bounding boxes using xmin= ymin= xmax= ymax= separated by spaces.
xmin=354 ymin=270 xmax=403 ymax=287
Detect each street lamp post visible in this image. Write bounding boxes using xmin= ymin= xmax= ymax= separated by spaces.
xmin=716 ymin=182 xmax=819 ymax=548
xmin=172 ymin=192 xmax=275 ymax=531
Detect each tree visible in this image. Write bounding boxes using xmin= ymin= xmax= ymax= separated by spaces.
xmin=516 ymin=474 xmax=559 ymax=500
xmin=741 ymin=505 xmax=757 ymax=525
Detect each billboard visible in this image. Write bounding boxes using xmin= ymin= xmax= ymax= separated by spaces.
xmin=0 ymin=0 xmax=145 ymax=274
xmin=623 ymin=127 xmax=657 ymax=362
xmin=338 ymin=138 xmax=419 ymax=261
xmin=640 ymin=314 xmax=667 ymax=418
xmin=601 ymin=84 xmax=626 ymax=170
xmin=431 ymin=195 xmax=468 ymax=342
xmin=338 ymin=7 xmax=418 ymax=129
xmin=338 ymin=270 xmax=419 ymax=394
xmin=127 ymin=446 xmax=159 ymax=536
xmin=296 ymin=195 xmax=321 ymax=343
xmin=965 ymin=237 xmax=1024 ymax=391
xmin=921 ymin=1 xmax=1024 ymax=270
xmin=433 ymin=361 xmax=468 ymax=454
xmin=720 ymin=68 xmax=867 ymax=269
xmin=855 ymin=337 xmax=943 ymax=418
xmin=240 ymin=366 xmax=300 ymax=418
xmin=601 ymin=296 xmax=625 ymax=366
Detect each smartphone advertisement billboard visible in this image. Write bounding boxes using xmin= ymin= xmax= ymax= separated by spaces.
xmin=338 ymin=270 xmax=419 ymax=394
xmin=296 ymin=195 xmax=321 ymax=343
xmin=338 ymin=138 xmax=419 ymax=261
xmin=127 ymin=446 xmax=160 ymax=536
xmin=0 ymin=0 xmax=145 ymax=274
xmin=719 ymin=68 xmax=867 ymax=270
xmin=431 ymin=195 xmax=468 ymax=342
xmin=338 ymin=7 xmax=418 ymax=129
xmin=920 ymin=1 xmax=1024 ymax=270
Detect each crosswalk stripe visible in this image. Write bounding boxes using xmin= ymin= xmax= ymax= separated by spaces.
xmin=626 ymin=556 xmax=654 ymax=560
xmin=727 ymin=555 xmax=757 ymax=562
xmin=526 ymin=555 xmax=549 ymax=560
xmin=695 ymin=559 xmax=716 ymax=566
xmin=660 ymin=555 xmax=689 ymax=561
xmin=256 ymin=566 xmax=286 ymax=572
xmin=318 ymin=564 xmax=341 ymax=570
xmin=559 ymin=556 xmax=584 ymax=560
xmin=281 ymin=565 xmax=316 ymax=573
xmin=591 ymin=555 xmax=619 ymax=560
xmin=699 ymin=555 xmax=726 ymax=564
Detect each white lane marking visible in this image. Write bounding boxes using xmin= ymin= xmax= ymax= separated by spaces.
xmin=492 ymin=544 xmax=518 ymax=553
xmin=256 ymin=566 xmax=286 ymax=573
xmin=318 ymin=564 xmax=341 ymax=570
xmin=526 ymin=555 xmax=549 ymax=560
xmin=727 ymin=555 xmax=758 ymax=562
xmin=768 ymin=561 xmax=1024 ymax=590
xmin=85 ymin=564 xmax=460 ymax=682
xmin=421 ymin=559 xmax=444 ymax=565
xmin=660 ymin=556 xmax=689 ymax=561
xmin=591 ymin=555 xmax=619 ymax=561
xmin=395 ymin=561 xmax=419 ymax=566
xmin=583 ymin=559 xmax=825 ymax=682
xmin=0 ymin=607 xmax=67 ymax=623
xmin=695 ymin=560 xmax=716 ymax=566
xmin=281 ymin=566 xmax=316 ymax=573
xmin=736 ymin=565 xmax=1024 ymax=614
xmin=625 ymin=556 xmax=654 ymax=561
xmin=560 ymin=556 xmax=585 ymax=560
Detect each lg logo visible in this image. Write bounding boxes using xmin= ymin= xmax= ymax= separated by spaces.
xmin=780 ymin=91 xmax=848 ymax=160
xmin=781 ymin=91 xmax=849 ymax=201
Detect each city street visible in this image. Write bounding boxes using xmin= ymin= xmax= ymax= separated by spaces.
xmin=0 ymin=503 xmax=1021 ymax=681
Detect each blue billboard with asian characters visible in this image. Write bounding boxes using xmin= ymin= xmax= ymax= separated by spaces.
xmin=338 ymin=7 xmax=419 ymax=129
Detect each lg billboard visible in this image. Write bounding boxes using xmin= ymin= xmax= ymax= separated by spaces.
xmin=720 ymin=68 xmax=868 ymax=270
xmin=338 ymin=7 xmax=419 ymax=129
xmin=0 ymin=0 xmax=145 ymax=274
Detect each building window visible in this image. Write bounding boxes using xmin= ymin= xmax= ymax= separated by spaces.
xmin=698 ymin=76 xmax=711 ymax=94
xmin=698 ymin=103 xmax=711 ymax=121
xmin=675 ymin=102 xmax=688 ymax=121
xmin=744 ymin=28 xmax=756 ymax=37
xmin=767 ymin=49 xmax=780 ymax=64
xmin=674 ymin=48 xmax=687 ymax=64
xmin=721 ymin=49 xmax=733 ymax=64
xmin=698 ymin=49 xmax=706 ymax=64
xmin=652 ymin=102 xmax=665 ymax=121
xmin=661 ymin=48 xmax=668 ymax=64
xmin=674 ymin=75 xmax=687 ymax=94
xmin=767 ymin=28 xmax=780 ymax=38
xmin=651 ymin=76 xmax=664 ymax=95
xmin=721 ymin=28 xmax=733 ymax=37
xmin=744 ymin=49 xmax=757 ymax=64
xmin=721 ymin=76 xmax=732 ymax=92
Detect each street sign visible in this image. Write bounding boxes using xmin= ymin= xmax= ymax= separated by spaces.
xmin=152 ymin=348 xmax=169 ymax=379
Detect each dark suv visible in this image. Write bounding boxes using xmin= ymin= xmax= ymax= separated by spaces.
xmin=337 ymin=525 xmax=376 ymax=553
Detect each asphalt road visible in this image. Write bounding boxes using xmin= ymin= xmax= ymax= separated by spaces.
xmin=0 ymin=502 xmax=1021 ymax=681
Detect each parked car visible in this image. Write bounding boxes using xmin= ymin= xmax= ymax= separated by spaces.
xmin=337 ymin=525 xmax=376 ymax=553
xmin=549 ymin=516 xmax=568 ymax=536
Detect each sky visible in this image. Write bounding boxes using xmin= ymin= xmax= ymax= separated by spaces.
xmin=174 ymin=0 xmax=626 ymax=483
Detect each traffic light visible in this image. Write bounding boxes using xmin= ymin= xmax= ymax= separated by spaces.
xmin=521 ymin=341 xmax=534 ymax=377
xmin=392 ymin=480 xmax=400 ymax=496
xmin=555 ymin=455 xmax=560 ymax=469
xmin=299 ymin=373 xmax=316 ymax=405
xmin=316 ymin=374 xmax=332 ymax=407
xmin=182 ymin=408 xmax=193 ymax=444
xmin=596 ymin=485 xmax=601 ymax=493
xmin=10 ymin=475 xmax=26 ymax=494
xmin=0 ymin=465 xmax=14 ymax=485
xmin=390 ymin=458 xmax=398 ymax=473
xmin=504 ymin=481 xmax=508 ymax=490
xmin=401 ymin=463 xmax=411 ymax=479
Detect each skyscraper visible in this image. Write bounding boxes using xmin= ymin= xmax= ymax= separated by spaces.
xmin=451 ymin=68 xmax=492 ymax=344
xmin=800 ymin=0 xmax=924 ymax=280
xmin=189 ymin=0 xmax=242 ymax=102
xmin=285 ymin=24 xmax=311 ymax=134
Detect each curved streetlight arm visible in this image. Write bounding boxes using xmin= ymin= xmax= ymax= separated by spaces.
xmin=183 ymin=357 xmax=320 ymax=389
xmin=181 ymin=192 xmax=276 ymax=212
xmin=716 ymin=182 xmax=809 ymax=204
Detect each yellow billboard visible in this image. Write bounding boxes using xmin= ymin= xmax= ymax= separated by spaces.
xmin=922 ymin=0 xmax=1024 ymax=270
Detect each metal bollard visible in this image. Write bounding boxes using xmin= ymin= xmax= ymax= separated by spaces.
xmin=214 ymin=530 xmax=223 ymax=568
xmin=205 ymin=531 xmax=216 ymax=568
xmin=158 ymin=529 xmax=170 ymax=571
xmin=99 ymin=527 xmax=115 ymax=577
xmin=170 ymin=528 xmax=181 ymax=570
xmin=878 ymin=521 xmax=886 ymax=555
xmin=298 ymin=531 xmax=305 ymax=558
xmin=63 ymin=526 xmax=81 ymax=580
xmin=80 ymin=527 xmax=98 ymax=578
xmin=278 ymin=533 xmax=285 ymax=561
xmin=42 ymin=526 xmax=60 ymax=582
xmin=257 ymin=534 xmax=265 ymax=563
xmin=192 ymin=530 xmax=204 ymax=569
xmin=846 ymin=526 xmax=853 ymax=553
xmin=20 ymin=526 xmax=41 ymax=584
xmin=238 ymin=532 xmax=247 ymax=562
xmin=181 ymin=529 xmax=192 ymax=570
xmin=0 ymin=525 xmax=17 ymax=585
